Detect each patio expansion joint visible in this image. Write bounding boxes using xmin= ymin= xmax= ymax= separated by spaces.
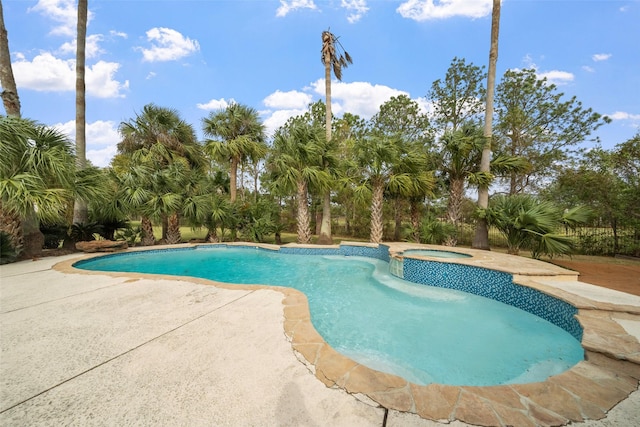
xmin=0 ymin=288 xmax=258 ymax=415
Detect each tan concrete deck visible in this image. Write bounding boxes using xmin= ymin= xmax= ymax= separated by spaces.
xmin=1 ymin=243 xmax=639 ymax=426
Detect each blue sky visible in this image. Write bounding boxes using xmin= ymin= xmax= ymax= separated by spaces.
xmin=3 ymin=0 xmax=639 ymax=167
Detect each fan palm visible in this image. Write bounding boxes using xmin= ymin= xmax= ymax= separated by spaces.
xmin=1 ymin=116 xmax=80 ymax=255
xmin=268 ymin=121 xmax=330 ymax=244
xmin=202 ymin=103 xmax=267 ymax=203
xmin=487 ymin=194 xmax=592 ymax=258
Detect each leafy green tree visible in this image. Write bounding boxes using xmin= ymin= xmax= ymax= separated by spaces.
xmin=428 ymin=57 xmax=486 ymax=133
xmin=542 ymin=134 xmax=640 ymax=254
xmin=202 ymin=103 xmax=267 ymax=203
xmin=267 ymin=119 xmax=330 ymax=244
xmin=494 ymin=68 xmax=610 ymax=194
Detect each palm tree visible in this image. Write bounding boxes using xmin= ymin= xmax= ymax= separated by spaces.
xmin=439 ymin=124 xmax=485 ymax=245
xmin=487 ymin=194 xmax=592 ymax=258
xmin=319 ymin=30 xmax=352 ymax=244
xmin=267 ymin=120 xmax=330 ymax=244
xmin=352 ymin=131 xmax=415 ymax=243
xmin=118 ymin=104 xmax=202 ymax=243
xmin=473 ymin=0 xmax=502 ymax=250
xmin=73 ymin=0 xmax=89 ymax=226
xmin=202 ymin=103 xmax=267 ymax=203
xmin=1 ymin=117 xmax=80 ymax=255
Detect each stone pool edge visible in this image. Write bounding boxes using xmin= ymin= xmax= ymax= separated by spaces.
xmin=54 ymin=242 xmax=640 ymax=427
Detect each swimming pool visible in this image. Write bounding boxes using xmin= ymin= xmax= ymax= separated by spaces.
xmin=75 ymin=244 xmax=584 ymax=386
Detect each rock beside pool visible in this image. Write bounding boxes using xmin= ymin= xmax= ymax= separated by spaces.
xmin=76 ymin=240 xmax=128 ymax=253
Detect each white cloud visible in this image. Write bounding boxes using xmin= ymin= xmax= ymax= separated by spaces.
xmin=263 ymin=90 xmax=312 ymax=109
xmin=582 ymin=65 xmax=595 ymax=73
xmin=12 ymin=52 xmax=128 ymax=98
xmin=59 ymin=34 xmax=105 ymax=59
xmin=310 ymin=79 xmax=407 ymax=118
xmin=86 ymin=61 xmax=129 ymax=98
xmin=139 ymin=28 xmax=200 ymax=62
xmin=536 ymin=70 xmax=574 ymax=86
xmin=110 ymin=30 xmax=128 ymax=39
xmin=592 ymin=53 xmax=612 ymax=62
xmin=276 ymin=0 xmax=318 ymax=17
xmin=53 ymin=119 xmax=120 ymax=167
xmin=397 ymin=0 xmax=492 ymax=21
xmin=196 ymin=98 xmax=236 ymax=111
xmin=28 ymin=0 xmax=90 ymax=37
xmin=342 ymin=0 xmax=369 ymax=23
xmin=146 ymin=72 xmax=157 ymax=80
xmin=261 ymin=108 xmax=308 ymax=138
xmin=608 ymin=111 xmax=640 ymax=121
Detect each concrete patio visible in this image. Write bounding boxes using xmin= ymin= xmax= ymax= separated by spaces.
xmin=1 ymin=248 xmax=639 ymax=426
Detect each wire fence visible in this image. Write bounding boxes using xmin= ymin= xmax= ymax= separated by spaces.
xmin=455 ymin=224 xmax=640 ymax=257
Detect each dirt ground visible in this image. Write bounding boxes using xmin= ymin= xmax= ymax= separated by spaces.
xmin=550 ymin=259 xmax=640 ymax=296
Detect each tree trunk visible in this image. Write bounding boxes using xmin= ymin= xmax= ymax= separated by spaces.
xmin=393 ymin=198 xmax=402 ymax=241
xmin=166 ymin=212 xmax=181 ymax=244
xmin=230 ymin=155 xmax=239 ymax=203
xmin=22 ymin=208 xmax=44 ymax=258
xmin=140 ymin=216 xmax=155 ymax=246
xmin=296 ymin=180 xmax=311 ymax=244
xmin=206 ymin=226 xmax=218 ymax=243
xmin=317 ymin=191 xmax=333 ymax=244
xmin=410 ymin=199 xmax=420 ymax=243
xmin=0 ymin=1 xmax=20 ymax=117
xmin=0 ymin=202 xmax=22 ymax=254
xmin=370 ymin=181 xmax=384 ymax=243
xmin=473 ymin=0 xmax=501 ymax=251
xmin=72 ymin=0 xmax=89 ymax=226
xmin=161 ymin=215 xmax=168 ymax=242
xmin=445 ymin=178 xmax=465 ymax=247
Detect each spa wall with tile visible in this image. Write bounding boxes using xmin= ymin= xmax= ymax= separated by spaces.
xmin=401 ymin=257 xmax=583 ymax=341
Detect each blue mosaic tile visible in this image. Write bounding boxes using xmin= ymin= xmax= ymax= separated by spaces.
xmin=340 ymin=244 xmax=390 ymax=261
xmin=402 ymin=258 xmax=583 ymax=341
xmin=280 ymin=247 xmax=341 ymax=256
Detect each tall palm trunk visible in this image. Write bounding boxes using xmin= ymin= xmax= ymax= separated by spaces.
xmin=370 ymin=179 xmax=385 ymax=243
xmin=296 ymin=179 xmax=311 ymax=244
xmin=318 ymin=192 xmax=333 ymax=244
xmin=473 ymin=0 xmax=501 ymax=250
xmin=0 ymin=1 xmax=20 ymax=117
xmin=73 ymin=0 xmax=88 ymax=226
xmin=140 ymin=216 xmax=155 ymax=246
xmin=318 ymin=44 xmax=334 ymax=245
xmin=166 ymin=212 xmax=181 ymax=244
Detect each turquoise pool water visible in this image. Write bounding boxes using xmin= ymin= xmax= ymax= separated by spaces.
xmin=403 ymin=249 xmax=472 ymax=259
xmin=75 ymin=246 xmax=584 ymax=386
